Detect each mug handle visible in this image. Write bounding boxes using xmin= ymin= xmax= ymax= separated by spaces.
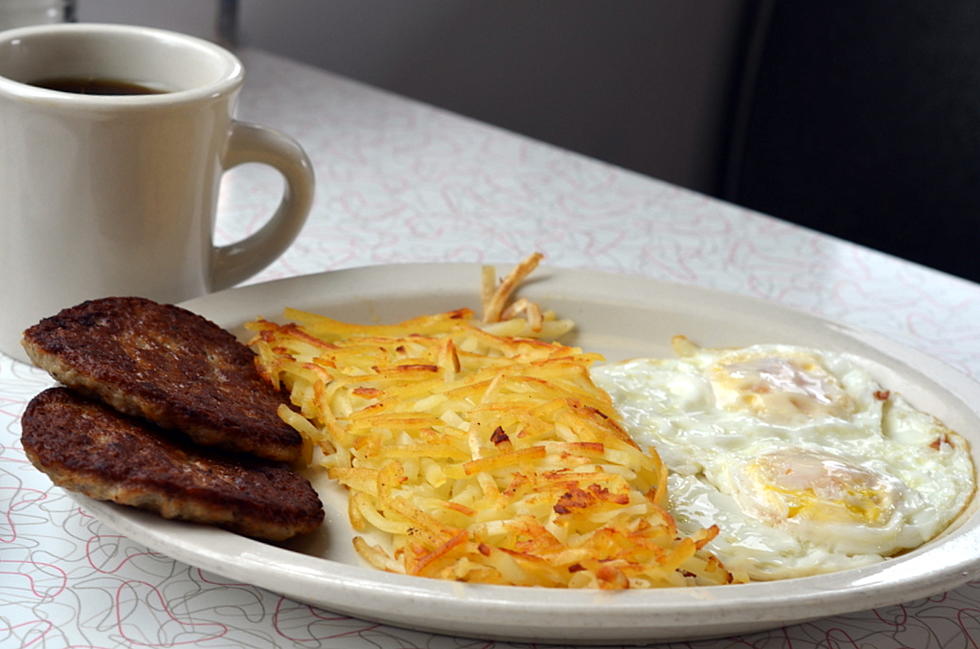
xmin=211 ymin=120 xmax=315 ymax=291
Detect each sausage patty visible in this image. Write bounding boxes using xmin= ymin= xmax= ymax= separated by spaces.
xmin=21 ymin=388 xmax=323 ymax=541
xmin=21 ymin=297 xmax=301 ymax=462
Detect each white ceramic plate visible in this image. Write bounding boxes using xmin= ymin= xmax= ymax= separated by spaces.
xmin=71 ymin=264 xmax=980 ymax=645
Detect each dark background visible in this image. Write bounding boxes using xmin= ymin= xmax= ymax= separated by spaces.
xmin=726 ymin=1 xmax=980 ymax=284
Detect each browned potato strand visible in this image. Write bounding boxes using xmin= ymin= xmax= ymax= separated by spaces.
xmin=246 ymin=303 xmax=733 ymax=588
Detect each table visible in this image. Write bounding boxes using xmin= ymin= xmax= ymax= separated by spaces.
xmin=3 ymin=48 xmax=980 ymax=649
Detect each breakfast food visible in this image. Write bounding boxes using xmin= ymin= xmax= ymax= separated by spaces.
xmin=16 ymin=256 xmax=975 ymax=582
xmin=20 ymin=297 xmax=323 ymax=541
xmin=590 ymin=336 xmax=976 ymax=580
xmin=22 ymin=297 xmax=302 ymax=463
xmin=21 ymin=387 xmax=324 ymax=541
xmin=246 ymin=308 xmax=735 ymax=588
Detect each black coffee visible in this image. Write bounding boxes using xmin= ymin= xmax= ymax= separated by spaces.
xmin=29 ymin=76 xmax=168 ymax=96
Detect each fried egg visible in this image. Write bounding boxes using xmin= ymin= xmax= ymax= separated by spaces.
xmin=590 ymin=337 xmax=975 ymax=581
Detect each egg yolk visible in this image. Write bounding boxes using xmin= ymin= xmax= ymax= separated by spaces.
xmin=732 ymin=449 xmax=900 ymax=530
xmin=710 ymin=354 xmax=853 ymax=423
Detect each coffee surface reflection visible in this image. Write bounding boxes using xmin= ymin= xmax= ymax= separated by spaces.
xmin=30 ymin=76 xmax=167 ymax=95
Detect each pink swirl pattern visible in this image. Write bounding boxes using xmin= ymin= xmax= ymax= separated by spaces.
xmin=3 ymin=48 xmax=980 ymax=648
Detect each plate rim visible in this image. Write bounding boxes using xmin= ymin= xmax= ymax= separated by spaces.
xmin=73 ymin=263 xmax=980 ymax=643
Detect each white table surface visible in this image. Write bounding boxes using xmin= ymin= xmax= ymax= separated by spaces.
xmin=3 ymin=48 xmax=980 ymax=649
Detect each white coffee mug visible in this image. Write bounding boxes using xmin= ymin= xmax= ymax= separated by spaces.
xmin=0 ymin=23 xmax=314 ymax=362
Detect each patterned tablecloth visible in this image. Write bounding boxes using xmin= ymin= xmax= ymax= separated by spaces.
xmin=3 ymin=48 xmax=980 ymax=649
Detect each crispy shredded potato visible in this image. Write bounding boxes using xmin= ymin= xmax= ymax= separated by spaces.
xmin=482 ymin=252 xmax=543 ymax=324
xmin=246 ymin=257 xmax=733 ymax=588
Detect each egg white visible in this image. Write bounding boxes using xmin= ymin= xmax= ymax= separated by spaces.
xmin=590 ymin=338 xmax=975 ymax=581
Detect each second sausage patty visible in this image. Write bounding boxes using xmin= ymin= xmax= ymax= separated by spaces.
xmin=21 ymin=387 xmax=323 ymax=541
